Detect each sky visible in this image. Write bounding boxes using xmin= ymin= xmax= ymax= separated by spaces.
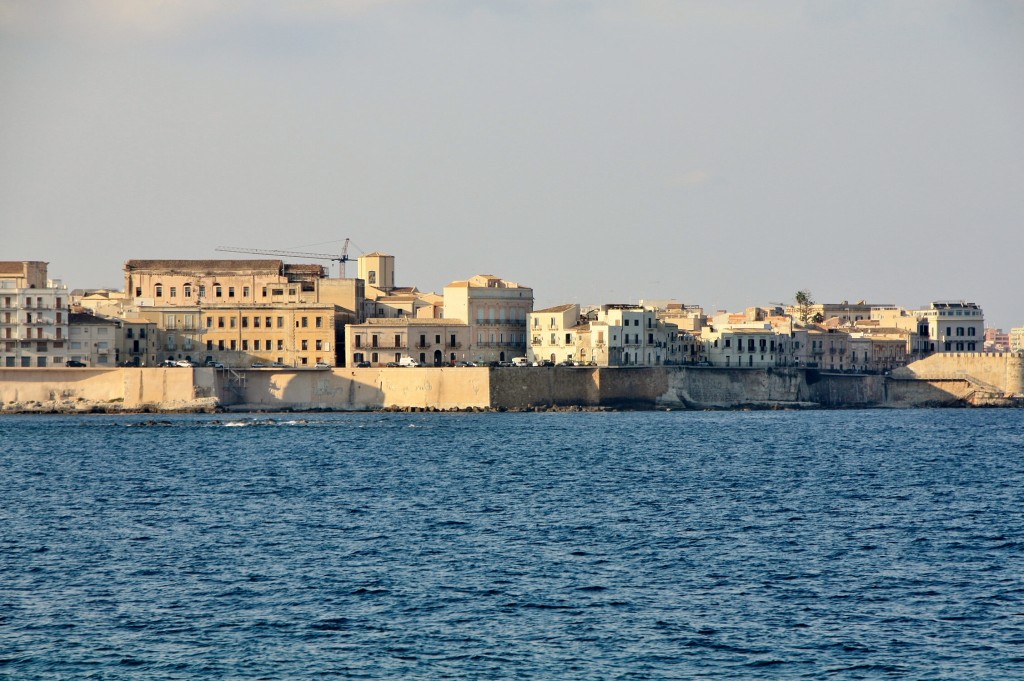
xmin=1 ymin=0 xmax=1022 ymax=329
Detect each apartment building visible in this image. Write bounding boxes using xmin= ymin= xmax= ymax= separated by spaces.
xmin=67 ymin=312 xmax=120 ymax=366
xmin=443 ymin=275 xmax=533 ymax=364
xmin=703 ymin=324 xmax=791 ymax=368
xmin=528 ymin=304 xmax=688 ymax=367
xmin=916 ymin=301 xmax=984 ymax=352
xmin=123 ymin=259 xmax=361 ymax=367
xmin=346 ymin=318 xmax=471 ymax=366
xmin=0 ymin=261 xmax=70 ymax=368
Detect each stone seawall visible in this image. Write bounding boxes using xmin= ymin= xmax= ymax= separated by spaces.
xmin=0 ymin=367 xmax=216 ymax=412
xmin=224 ymin=367 xmax=492 ymax=411
xmin=2 ymin=353 xmax=1021 ymax=413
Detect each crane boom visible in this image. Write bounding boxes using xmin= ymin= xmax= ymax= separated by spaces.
xmin=216 ymin=238 xmax=352 ymax=277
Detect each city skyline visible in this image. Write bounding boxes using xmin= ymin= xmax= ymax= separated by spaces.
xmin=2 ymin=1 xmax=1022 ymax=329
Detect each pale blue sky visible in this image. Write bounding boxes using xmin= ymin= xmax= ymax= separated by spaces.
xmin=1 ymin=1 xmax=1022 ymax=328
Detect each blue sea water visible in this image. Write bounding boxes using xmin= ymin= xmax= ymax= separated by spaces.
xmin=1 ymin=409 xmax=1023 ymax=679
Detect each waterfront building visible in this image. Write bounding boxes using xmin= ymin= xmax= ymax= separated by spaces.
xmin=703 ymin=323 xmax=791 ymax=368
xmin=346 ymin=318 xmax=471 ymax=366
xmin=0 ymin=261 xmax=70 ymax=368
xmin=528 ymin=304 xmax=688 ymax=366
xmin=528 ymin=304 xmax=581 ymax=365
xmin=443 ymin=275 xmax=533 ymax=364
xmin=67 ymin=312 xmax=121 ymax=366
xmin=915 ymin=301 xmax=984 ymax=353
xmin=122 ymin=260 xmax=361 ymax=367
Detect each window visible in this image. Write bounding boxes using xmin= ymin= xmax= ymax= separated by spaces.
xmin=277 ymin=317 xmax=284 ymax=328
xmin=241 ymin=317 xmax=249 ymax=328
xmin=368 ymin=271 xmax=376 ymax=285
xmin=135 ymin=287 xmax=142 ymax=297
xmin=315 ymin=317 xmax=323 ymax=328
xmin=243 ymin=286 xmax=250 ymax=297
xmin=277 ymin=340 xmax=283 ymax=350
xmin=228 ymin=287 xmax=235 ymax=298
xmin=230 ymin=318 xmax=236 ymax=328
xmin=315 ymin=340 xmax=322 ymax=351
xmin=215 ymin=285 xmax=223 ymax=297
xmin=266 ymin=317 xmax=272 ymax=328
xmin=218 ymin=340 xmax=225 ymax=351
xmin=262 ymin=287 xmax=268 ymax=297
xmin=230 ymin=340 xmax=237 ymax=350
xmin=184 ymin=285 xmax=192 ymax=298
xmin=301 ymin=317 xmax=308 ymax=328
xmin=253 ymin=339 xmax=260 ymax=351
xmin=199 ymin=285 xmax=206 ymax=298
xmin=301 ymin=340 xmax=308 ymax=351
xmin=242 ymin=340 xmax=249 ymax=351
xmin=155 ymin=284 xmax=163 ymax=297
xmin=272 ymin=289 xmax=284 ymax=296
xmin=355 ymin=336 xmax=362 ymax=348
xmin=218 ymin=317 xmax=225 ymax=328
xmin=253 ymin=317 xmax=261 ymax=328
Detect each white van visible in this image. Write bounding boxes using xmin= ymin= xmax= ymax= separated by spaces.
xmin=511 ymin=357 xmax=529 ymax=367
xmin=398 ymin=356 xmax=421 ymax=367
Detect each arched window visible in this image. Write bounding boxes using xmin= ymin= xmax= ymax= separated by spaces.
xmin=155 ymin=283 xmax=163 ymax=297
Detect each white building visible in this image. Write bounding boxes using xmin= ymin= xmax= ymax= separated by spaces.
xmin=1 ymin=261 xmax=70 ymax=368
xmin=917 ymin=301 xmax=984 ymax=352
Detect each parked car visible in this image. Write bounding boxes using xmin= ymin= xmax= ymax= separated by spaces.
xmin=314 ymin=362 xmax=331 ymax=369
xmin=174 ymin=360 xmax=196 ymax=368
xmin=271 ymin=362 xmax=287 ymax=368
xmin=511 ymin=357 xmax=530 ymax=367
xmin=398 ymin=357 xmax=421 ymax=367
xmin=250 ymin=362 xmax=267 ymax=368
xmin=65 ymin=360 xmax=87 ymax=367
xmin=159 ymin=359 xmax=179 ymax=367
xmin=385 ymin=361 xmax=400 ymax=367
xmin=454 ymin=361 xmax=476 ymax=367
xmin=204 ymin=359 xmax=225 ymax=369
xmin=355 ymin=361 xmax=372 ymax=368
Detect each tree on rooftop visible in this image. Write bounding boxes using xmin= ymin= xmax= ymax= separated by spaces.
xmin=795 ymin=289 xmax=815 ymax=323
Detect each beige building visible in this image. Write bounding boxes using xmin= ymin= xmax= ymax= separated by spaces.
xmin=1 ymin=261 xmax=71 ymax=368
xmin=703 ymin=324 xmax=793 ymax=368
xmin=346 ymin=318 xmax=471 ymax=366
xmin=68 ymin=312 xmax=121 ymax=366
xmin=529 ymin=304 xmax=689 ymax=367
xmin=123 ymin=259 xmax=361 ymax=367
xmin=1010 ymin=327 xmax=1024 ymax=353
xmin=443 ymin=275 xmax=533 ymax=364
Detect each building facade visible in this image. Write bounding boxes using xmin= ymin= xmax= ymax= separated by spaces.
xmin=0 ymin=261 xmax=70 ymax=368
xmin=122 ymin=259 xmax=361 ymax=367
xmin=346 ymin=318 xmax=471 ymax=366
xmin=443 ymin=275 xmax=533 ymax=364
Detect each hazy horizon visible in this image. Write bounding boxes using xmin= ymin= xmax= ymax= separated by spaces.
xmin=2 ymin=1 xmax=1021 ymax=329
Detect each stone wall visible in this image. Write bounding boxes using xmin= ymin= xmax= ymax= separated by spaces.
xmin=0 ymin=367 xmax=203 ymax=410
xmin=895 ymin=352 xmax=1024 ymax=395
xmin=224 ymin=367 xmax=492 ymax=411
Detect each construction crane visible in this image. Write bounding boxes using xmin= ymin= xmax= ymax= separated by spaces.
xmin=216 ymin=238 xmax=352 ymax=278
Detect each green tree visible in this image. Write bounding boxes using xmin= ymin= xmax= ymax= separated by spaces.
xmin=795 ymin=289 xmax=815 ymax=323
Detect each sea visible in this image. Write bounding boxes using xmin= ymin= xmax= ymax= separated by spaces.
xmin=1 ymin=409 xmax=1022 ymax=679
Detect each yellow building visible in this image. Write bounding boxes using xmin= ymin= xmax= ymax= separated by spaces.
xmin=123 ymin=259 xmax=361 ymax=367
xmin=346 ymin=318 xmax=471 ymax=366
